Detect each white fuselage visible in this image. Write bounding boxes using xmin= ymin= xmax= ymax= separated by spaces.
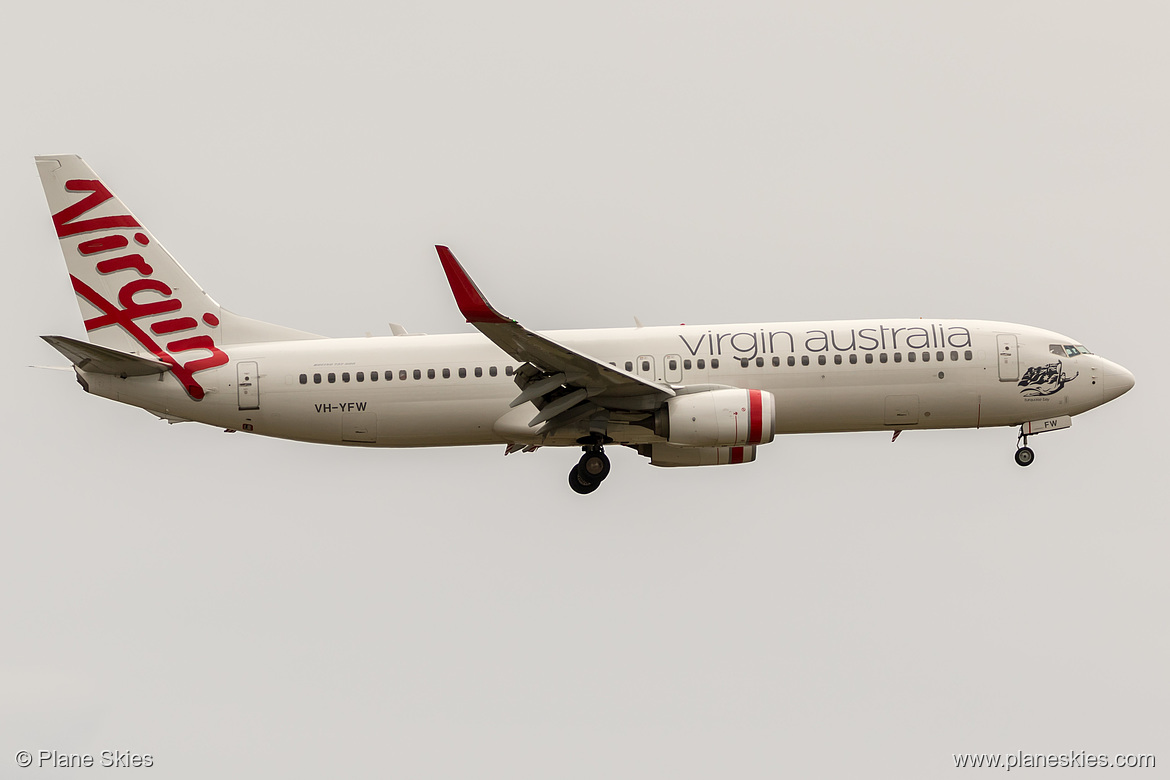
xmin=78 ymin=318 xmax=1126 ymax=448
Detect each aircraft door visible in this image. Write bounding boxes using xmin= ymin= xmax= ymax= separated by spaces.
xmin=997 ymin=334 xmax=1019 ymax=382
xmin=664 ymin=354 xmax=683 ymax=383
xmin=636 ymin=355 xmax=656 ymax=381
xmin=237 ymin=361 xmax=260 ymax=410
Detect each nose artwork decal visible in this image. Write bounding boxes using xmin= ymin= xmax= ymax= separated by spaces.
xmin=1018 ymin=360 xmax=1078 ymax=397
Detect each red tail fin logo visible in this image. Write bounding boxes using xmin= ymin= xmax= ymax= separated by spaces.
xmin=56 ymin=179 xmax=228 ymax=400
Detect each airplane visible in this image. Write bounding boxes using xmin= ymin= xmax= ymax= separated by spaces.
xmin=35 ymin=155 xmax=1135 ymax=494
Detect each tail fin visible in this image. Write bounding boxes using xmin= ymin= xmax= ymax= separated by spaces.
xmin=35 ymin=155 xmax=322 ymax=361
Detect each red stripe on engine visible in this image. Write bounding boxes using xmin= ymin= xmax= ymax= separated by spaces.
xmin=748 ymin=389 xmax=763 ymax=444
xmin=730 ymin=446 xmax=744 ymax=464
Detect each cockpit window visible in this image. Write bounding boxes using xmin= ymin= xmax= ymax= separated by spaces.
xmin=1052 ymin=343 xmax=1090 ymax=358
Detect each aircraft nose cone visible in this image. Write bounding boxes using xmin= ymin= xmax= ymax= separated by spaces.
xmin=1103 ymin=362 xmax=1135 ymax=402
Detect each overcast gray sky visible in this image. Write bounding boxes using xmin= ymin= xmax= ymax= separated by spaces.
xmin=2 ymin=1 xmax=1166 ymax=777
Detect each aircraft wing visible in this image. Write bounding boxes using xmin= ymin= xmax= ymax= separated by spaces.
xmin=436 ymin=246 xmax=674 ymax=435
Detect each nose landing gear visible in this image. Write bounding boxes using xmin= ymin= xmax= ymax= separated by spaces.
xmin=568 ymin=444 xmax=611 ymax=494
xmin=1012 ymin=416 xmax=1073 ymax=467
xmin=1015 ymin=426 xmax=1036 ymax=467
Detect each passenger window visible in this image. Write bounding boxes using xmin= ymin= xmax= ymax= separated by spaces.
xmin=865 ymin=353 xmax=873 ymax=364
xmin=740 ymin=359 xmax=749 ymax=368
xmin=459 ymin=367 xmax=467 ymax=378
xmin=356 ymin=371 xmax=364 ymax=381
xmin=833 ymin=354 xmax=842 ymax=365
xmin=950 ymin=351 xmax=958 ymax=361
xmin=343 ymin=372 xmax=351 ymax=382
xmin=299 ymin=373 xmax=307 ymax=384
xmin=384 ymin=370 xmax=392 ymax=381
xmin=370 ymin=371 xmax=378 ymax=382
xmin=413 ymin=369 xmax=421 ymax=380
xmin=427 ymin=369 xmax=436 ymax=379
xmin=921 ymin=352 xmax=929 ymax=362
xmin=907 ymin=352 xmax=915 ymax=363
xmin=399 ymin=370 xmax=407 ymax=380
xmin=711 ymin=358 xmax=720 ymax=369
xmin=668 ymin=358 xmax=678 ymax=370
xmin=756 ymin=357 xmax=764 ymax=367
xmin=849 ymin=354 xmax=857 ymax=364
xmin=697 ymin=359 xmax=705 ymax=369
xmin=801 ymin=355 xmax=810 ymax=366
xmin=489 ymin=366 xmax=498 ymax=377
xmin=642 ymin=360 xmax=650 ymax=372
xmin=314 ymin=373 xmax=322 ymax=383
xmin=625 ymin=361 xmax=633 ymax=372
xmin=787 ymin=356 xmax=795 ymax=367
xmin=936 ymin=351 xmax=944 ymax=362
xmin=894 ymin=353 xmax=902 ymax=363
xmin=880 ymin=353 xmax=888 ymax=363
xmin=474 ymin=367 xmax=483 ymax=378
xmin=684 ymin=359 xmax=692 ymax=370
xmin=818 ymin=355 xmax=827 ymax=366
xmin=772 ymin=357 xmax=780 ymax=367
xmin=964 ymin=350 xmax=973 ymax=360
xmin=328 ymin=372 xmax=336 ymax=383
xmin=442 ymin=368 xmax=450 ymax=379
xmin=506 ymin=366 xmax=514 ymax=376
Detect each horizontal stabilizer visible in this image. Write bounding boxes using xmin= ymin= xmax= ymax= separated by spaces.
xmin=41 ymin=335 xmax=171 ymax=377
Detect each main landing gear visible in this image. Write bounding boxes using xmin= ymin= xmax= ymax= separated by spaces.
xmin=568 ymin=444 xmax=611 ymax=494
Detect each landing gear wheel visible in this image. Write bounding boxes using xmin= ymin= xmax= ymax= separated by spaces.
xmin=1014 ymin=446 xmax=1035 ymax=467
xmin=579 ymin=450 xmax=611 ymax=483
xmin=568 ymin=465 xmax=600 ymax=494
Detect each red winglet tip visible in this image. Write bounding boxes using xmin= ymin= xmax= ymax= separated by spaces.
xmin=435 ymin=246 xmax=510 ymax=324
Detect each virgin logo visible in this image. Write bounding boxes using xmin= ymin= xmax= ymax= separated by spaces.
xmin=55 ymin=179 xmax=228 ymax=400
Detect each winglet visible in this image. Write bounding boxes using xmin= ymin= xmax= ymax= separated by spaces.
xmin=436 ymin=246 xmax=512 ymax=324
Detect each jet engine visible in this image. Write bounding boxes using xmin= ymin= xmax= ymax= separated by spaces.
xmin=655 ymin=388 xmax=776 ymax=447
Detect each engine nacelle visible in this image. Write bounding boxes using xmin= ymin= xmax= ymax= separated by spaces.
xmin=639 ymin=443 xmax=757 ymax=467
xmin=659 ymin=388 xmax=776 ymax=447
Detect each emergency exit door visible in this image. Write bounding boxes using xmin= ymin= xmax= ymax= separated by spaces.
xmin=237 ymin=361 xmax=260 ymax=410
xmin=996 ymin=334 xmax=1019 ymax=382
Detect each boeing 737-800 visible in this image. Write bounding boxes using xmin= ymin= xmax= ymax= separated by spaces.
xmin=36 ymin=155 xmax=1135 ymax=493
